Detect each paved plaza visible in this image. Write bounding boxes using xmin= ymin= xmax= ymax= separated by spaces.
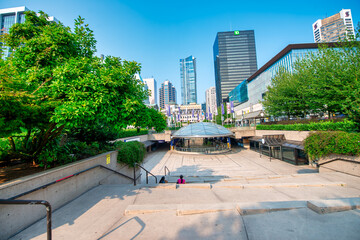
xmin=11 ymin=147 xmax=360 ymax=240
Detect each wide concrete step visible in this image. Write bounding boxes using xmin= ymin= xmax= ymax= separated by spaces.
xmin=125 ymin=197 xmax=360 ymax=216
xmin=307 ymin=198 xmax=360 ymax=214
xmin=153 ymin=172 xmax=337 ymax=185
xmin=140 ymin=181 xmax=346 ymax=189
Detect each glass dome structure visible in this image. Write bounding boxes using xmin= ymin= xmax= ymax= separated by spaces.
xmin=172 ymin=122 xmax=234 ymax=139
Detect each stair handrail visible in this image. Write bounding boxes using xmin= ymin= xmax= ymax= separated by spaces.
xmin=164 ymin=166 xmax=171 ymax=176
xmin=8 ymin=165 xmax=134 ymax=200
xmin=0 ymin=199 xmax=52 ymax=240
xmin=134 ymin=163 xmax=157 ymax=185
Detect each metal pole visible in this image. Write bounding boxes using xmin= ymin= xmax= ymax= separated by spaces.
xmin=269 ymin=146 xmax=271 ymax=162
xmin=46 ymin=203 xmax=52 ymax=240
xmin=0 ymin=200 xmax=52 ymax=240
xmin=133 ymin=164 xmax=136 ymax=186
xmin=146 ymin=172 xmax=148 ymax=184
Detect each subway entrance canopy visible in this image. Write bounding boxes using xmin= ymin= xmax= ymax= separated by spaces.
xmin=171 ymin=122 xmax=234 ymax=154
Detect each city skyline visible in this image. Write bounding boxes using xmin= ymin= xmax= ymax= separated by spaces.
xmin=0 ymin=1 xmax=359 ymax=104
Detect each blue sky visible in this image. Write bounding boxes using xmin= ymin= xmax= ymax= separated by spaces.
xmin=1 ymin=0 xmax=360 ymax=105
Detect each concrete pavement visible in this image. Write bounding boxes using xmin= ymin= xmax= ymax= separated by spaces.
xmin=10 ymin=148 xmax=360 ymax=240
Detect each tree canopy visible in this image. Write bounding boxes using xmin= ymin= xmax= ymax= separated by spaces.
xmin=262 ymin=26 xmax=360 ymax=128
xmin=0 ymin=11 xmax=163 ymax=162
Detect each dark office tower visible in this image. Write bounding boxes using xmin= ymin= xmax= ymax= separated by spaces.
xmin=159 ymin=80 xmax=176 ymax=109
xmin=213 ymin=30 xmax=257 ymax=106
xmin=180 ymin=56 xmax=197 ymax=105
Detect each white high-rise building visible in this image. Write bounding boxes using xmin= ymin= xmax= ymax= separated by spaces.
xmin=1 ymin=6 xmax=28 ymax=59
xmin=312 ymin=9 xmax=355 ymax=43
xmin=143 ymin=78 xmax=157 ymax=105
xmin=205 ymin=87 xmax=217 ymax=115
xmin=135 ymin=74 xmax=150 ymax=105
xmin=1 ymin=6 xmax=59 ymax=59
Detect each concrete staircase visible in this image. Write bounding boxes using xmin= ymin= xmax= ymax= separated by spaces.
xmin=128 ymin=172 xmax=356 ymax=216
xmin=10 ymin=172 xmax=360 ymax=240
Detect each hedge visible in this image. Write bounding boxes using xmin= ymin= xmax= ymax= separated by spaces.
xmin=304 ymin=131 xmax=360 ymax=160
xmin=256 ymin=120 xmax=357 ymax=132
xmin=115 ymin=141 xmax=146 ymax=166
xmin=117 ymin=129 xmax=149 ymax=138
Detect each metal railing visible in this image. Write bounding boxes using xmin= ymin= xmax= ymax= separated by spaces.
xmin=0 ymin=164 xmax=141 ymax=239
xmin=134 ymin=163 xmax=157 ymax=185
xmin=164 ymin=166 xmax=171 ymax=176
xmin=0 ymin=199 xmax=52 ymax=240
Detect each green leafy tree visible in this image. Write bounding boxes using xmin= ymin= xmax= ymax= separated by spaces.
xmin=262 ymin=67 xmax=308 ymax=118
xmin=262 ymin=25 xmax=360 ymax=128
xmin=147 ymin=108 xmax=167 ymax=132
xmin=0 ymin=11 xmax=148 ymax=163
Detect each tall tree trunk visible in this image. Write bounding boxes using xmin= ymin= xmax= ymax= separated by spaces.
xmin=22 ymin=129 xmax=32 ymax=150
xmin=8 ymin=136 xmax=16 ymax=151
xmin=32 ymin=123 xmax=65 ymax=160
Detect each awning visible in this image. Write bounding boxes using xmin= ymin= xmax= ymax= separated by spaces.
xmin=243 ymin=110 xmax=265 ymax=119
xmin=282 ymin=141 xmax=304 ymax=150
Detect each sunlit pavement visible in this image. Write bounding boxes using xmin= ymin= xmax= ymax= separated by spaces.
xmin=11 ymin=148 xmax=360 ymax=240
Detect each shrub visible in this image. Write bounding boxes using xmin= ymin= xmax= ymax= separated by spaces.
xmin=304 ymin=131 xmax=360 ymax=160
xmin=115 ymin=141 xmax=146 ymax=166
xmin=68 ymin=125 xmax=119 ymax=144
xmin=256 ymin=119 xmax=357 ymax=132
xmin=117 ymin=129 xmax=149 ymax=138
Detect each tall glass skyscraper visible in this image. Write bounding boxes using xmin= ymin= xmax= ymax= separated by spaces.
xmin=213 ymin=30 xmax=257 ymax=106
xmin=180 ymin=55 xmax=197 ymax=105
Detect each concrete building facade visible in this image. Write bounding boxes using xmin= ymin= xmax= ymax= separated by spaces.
xmin=213 ymin=30 xmax=257 ymax=106
xmin=179 ymin=103 xmax=203 ymax=123
xmin=205 ymin=86 xmax=217 ymax=116
xmin=159 ymin=80 xmax=176 ymax=109
xmin=180 ymin=55 xmax=197 ymax=105
xmin=143 ymin=77 xmax=157 ymax=105
xmin=312 ymin=9 xmax=355 ymax=43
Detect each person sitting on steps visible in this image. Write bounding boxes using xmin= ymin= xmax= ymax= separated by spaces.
xmin=159 ymin=176 xmax=168 ymax=183
xmin=177 ymin=175 xmax=186 ymax=184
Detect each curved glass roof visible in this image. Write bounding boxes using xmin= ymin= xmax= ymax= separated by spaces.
xmin=172 ymin=122 xmax=234 ymax=138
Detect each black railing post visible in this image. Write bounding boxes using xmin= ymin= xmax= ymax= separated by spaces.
xmin=45 ymin=201 xmax=52 ymax=240
xmin=0 ymin=200 xmax=52 ymax=240
xmin=133 ymin=164 xmax=137 ymax=186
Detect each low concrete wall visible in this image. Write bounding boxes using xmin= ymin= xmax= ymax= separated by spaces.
xmin=319 ymin=154 xmax=360 ymax=177
xmin=114 ymin=134 xmax=149 ymax=143
xmin=255 ymin=130 xmax=311 ymax=141
xmin=0 ymin=151 xmax=140 ymax=240
xmin=234 ymin=129 xmax=256 ymax=138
